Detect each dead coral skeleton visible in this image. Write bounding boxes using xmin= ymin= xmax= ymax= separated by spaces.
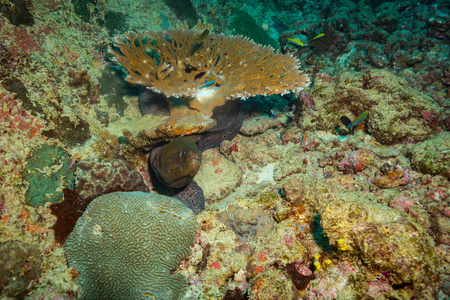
xmin=109 ymin=21 xmax=309 ymax=118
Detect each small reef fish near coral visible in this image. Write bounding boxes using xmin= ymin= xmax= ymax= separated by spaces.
xmin=0 ymin=0 xmax=450 ymax=299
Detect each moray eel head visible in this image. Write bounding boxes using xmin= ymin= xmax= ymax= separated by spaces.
xmin=153 ymin=137 xmax=202 ymax=189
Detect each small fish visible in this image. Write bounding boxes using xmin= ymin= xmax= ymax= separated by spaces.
xmin=201 ymin=78 xmax=216 ymax=88
xmin=195 ymin=29 xmax=210 ymax=44
xmin=346 ymin=110 xmax=369 ymax=129
xmin=68 ymin=153 xmax=78 ymax=171
xmin=189 ymin=30 xmax=210 ymax=56
xmin=287 ymin=37 xmax=305 ymax=47
xmin=202 ymin=78 xmax=216 ymax=86
xmin=313 ymin=33 xmax=325 ymax=40
xmin=269 ymin=110 xmax=277 ymax=119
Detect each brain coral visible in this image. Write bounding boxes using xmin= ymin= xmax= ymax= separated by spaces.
xmin=75 ymin=157 xmax=149 ymax=200
xmin=64 ymin=191 xmax=198 ymax=300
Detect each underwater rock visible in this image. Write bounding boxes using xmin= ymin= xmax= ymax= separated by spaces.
xmin=408 ymin=132 xmax=450 ymax=180
xmin=220 ymin=130 xmax=285 ymax=173
xmin=282 ymin=174 xmax=306 ymax=206
xmin=218 ymin=205 xmax=274 ymax=243
xmin=322 ymin=198 xmax=439 ymax=295
xmin=0 ymin=241 xmax=42 ymax=299
xmin=373 ymin=162 xmax=418 ymax=188
xmin=248 ymin=267 xmax=296 ymax=299
xmin=65 ymin=191 xmax=198 ymax=300
xmin=274 ymin=144 xmax=324 ymax=181
xmin=337 ymin=149 xmax=376 ymax=174
xmin=240 ymin=115 xmax=287 ymax=136
xmin=194 ymin=149 xmax=241 ymax=203
xmin=300 ymin=69 xmax=441 ymax=145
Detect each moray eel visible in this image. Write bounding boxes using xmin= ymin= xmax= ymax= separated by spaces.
xmin=141 ymin=89 xmax=243 ymax=214
xmin=150 ymin=137 xmax=202 ymax=189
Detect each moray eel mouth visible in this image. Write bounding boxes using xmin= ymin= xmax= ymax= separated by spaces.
xmin=152 ymin=137 xmax=202 ymax=189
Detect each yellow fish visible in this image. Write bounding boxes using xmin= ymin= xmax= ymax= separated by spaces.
xmin=195 ymin=29 xmax=210 ymax=44
xmin=313 ymin=33 xmax=325 ymax=40
xmin=287 ymin=37 xmax=305 ymax=47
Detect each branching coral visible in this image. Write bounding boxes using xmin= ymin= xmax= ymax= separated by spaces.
xmin=109 ymin=22 xmax=309 ymax=117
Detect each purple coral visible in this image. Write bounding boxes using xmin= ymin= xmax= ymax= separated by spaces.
xmin=75 ymin=157 xmax=149 ymax=200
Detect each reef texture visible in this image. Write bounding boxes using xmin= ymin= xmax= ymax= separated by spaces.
xmin=194 ymin=148 xmax=242 ymax=202
xmin=1 ymin=0 xmax=450 ymax=299
xmin=75 ymin=157 xmax=149 ymax=200
xmin=64 ymin=192 xmax=198 ymax=300
xmin=322 ymin=198 xmax=439 ymax=295
xmin=23 ymin=144 xmax=75 ymax=207
xmin=0 ymin=240 xmax=42 ymax=299
xmin=408 ymin=132 xmax=450 ymax=180
xmin=299 ymin=69 xmax=441 ymax=145
xmin=218 ymin=205 xmax=274 ymax=243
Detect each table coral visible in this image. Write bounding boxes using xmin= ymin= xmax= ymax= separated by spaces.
xmin=109 ymin=21 xmax=309 ymax=118
xmin=65 ymin=192 xmax=198 ymax=300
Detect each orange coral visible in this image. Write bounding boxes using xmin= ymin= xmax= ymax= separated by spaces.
xmin=109 ymin=21 xmax=309 ymax=117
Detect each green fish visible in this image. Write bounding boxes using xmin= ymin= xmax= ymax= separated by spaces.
xmin=287 ymin=37 xmax=305 ymax=47
xmin=195 ymin=29 xmax=210 ymax=44
xmin=313 ymin=33 xmax=325 ymax=40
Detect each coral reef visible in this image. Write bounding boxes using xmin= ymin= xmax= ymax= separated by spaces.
xmin=194 ymin=148 xmax=241 ymax=202
xmin=65 ymin=192 xmax=198 ymax=300
xmin=373 ymin=162 xmax=418 ymax=188
xmin=0 ymin=240 xmax=42 ymax=299
xmin=23 ymin=144 xmax=75 ymax=207
xmin=322 ymin=198 xmax=439 ymax=295
xmin=299 ymin=69 xmax=441 ymax=144
xmin=408 ymin=132 xmax=450 ymax=180
xmin=75 ymin=157 xmax=149 ymax=200
xmin=1 ymin=0 xmax=450 ymax=298
xmin=218 ymin=205 xmax=274 ymax=243
xmin=0 ymin=0 xmax=34 ymax=26
xmin=50 ymin=188 xmax=89 ymax=245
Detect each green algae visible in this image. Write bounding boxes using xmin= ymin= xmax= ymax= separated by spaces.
xmin=23 ymin=144 xmax=75 ymax=207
